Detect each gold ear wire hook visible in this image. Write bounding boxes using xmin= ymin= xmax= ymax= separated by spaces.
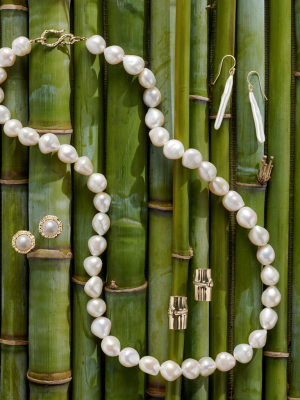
xmin=247 ymin=71 xmax=268 ymax=100
xmin=211 ymin=54 xmax=236 ymax=86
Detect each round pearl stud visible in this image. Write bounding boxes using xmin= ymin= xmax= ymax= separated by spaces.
xmin=93 ymin=192 xmax=111 ymax=213
xmin=248 ymin=329 xmax=267 ymax=348
xmin=104 ymin=45 xmax=124 ymax=64
xmin=215 ymin=352 xmax=236 ymax=372
xmin=163 ymin=139 xmax=184 ymax=160
xmin=18 ymin=127 xmax=39 ymax=146
xmin=222 ymin=190 xmax=245 ymax=211
xmin=260 ymin=307 xmax=278 ymax=330
xmin=38 ymin=215 xmax=62 ymax=239
xmin=12 ymin=230 xmax=35 ymax=254
xmin=119 ymin=348 xmax=140 ymax=368
xmin=0 ymin=105 xmax=11 ymax=124
xmin=181 ymin=358 xmax=201 ymax=380
xmin=198 ymin=161 xmax=217 ymax=182
xmin=233 ymin=344 xmax=253 ymax=364
xmin=4 ymin=119 xmax=22 ymax=137
xmin=84 ymin=276 xmax=103 ymax=298
xmin=236 ymin=206 xmax=257 ymax=229
xmin=160 ymin=361 xmax=182 ymax=382
xmin=209 ymin=177 xmax=229 ymax=196
xmin=248 ymin=225 xmax=270 ymax=246
xmin=198 ymin=357 xmax=216 ymax=377
xmin=101 ymin=336 xmax=121 ymax=357
xmin=149 ymin=127 xmax=170 ymax=147
xmin=74 ymin=156 xmax=94 ymax=176
xmin=143 ymin=87 xmax=161 ymax=107
xmin=87 ymin=298 xmax=106 ymax=318
xmin=38 ymin=133 xmax=60 ymax=154
xmin=88 ymin=235 xmax=107 ymax=256
xmin=84 ymin=256 xmax=103 ymax=276
xmin=0 ymin=47 xmax=16 ymax=67
xmin=261 ymin=265 xmax=279 ymax=286
xmin=123 ymin=55 xmax=145 ymax=75
xmin=182 ymin=149 xmax=202 ymax=169
xmin=92 ymin=213 xmax=111 ymax=236
xmin=145 ymin=108 xmax=164 ymax=129
xmin=86 ymin=35 xmax=106 ymax=54
xmin=12 ymin=36 xmax=31 ymax=56
xmin=139 ymin=356 xmax=160 ymax=376
xmin=58 ymin=144 xmax=79 ymax=163
xmin=261 ymin=286 xmax=281 ymax=308
xmin=91 ymin=316 xmax=111 ymax=339
xmin=257 ymin=244 xmax=275 ymax=265
xmin=87 ymin=173 xmax=107 ymax=193
xmin=139 ymin=68 xmax=156 ymax=88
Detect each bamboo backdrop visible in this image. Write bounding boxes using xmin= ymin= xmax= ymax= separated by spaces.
xmin=0 ymin=0 xmax=298 ymax=399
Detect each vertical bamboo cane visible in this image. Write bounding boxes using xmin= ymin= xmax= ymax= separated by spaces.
xmin=27 ymin=0 xmax=71 ymax=397
xmin=0 ymin=2 xmax=29 ymax=398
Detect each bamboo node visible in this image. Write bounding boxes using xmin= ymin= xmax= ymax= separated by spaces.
xmin=263 ymin=350 xmax=289 ymax=358
xmin=109 ymin=280 xmax=118 ymax=290
xmin=257 ymin=155 xmax=274 ymax=185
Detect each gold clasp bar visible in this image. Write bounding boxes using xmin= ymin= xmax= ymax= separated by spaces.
xmin=30 ymin=29 xmax=87 ymax=47
xmin=168 ymin=296 xmax=188 ymax=330
xmin=193 ymin=269 xmax=213 ymax=301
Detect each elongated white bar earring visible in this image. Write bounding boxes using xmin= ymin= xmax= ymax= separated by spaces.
xmin=247 ymin=71 xmax=268 ymax=144
xmin=211 ymin=54 xmax=236 ymax=130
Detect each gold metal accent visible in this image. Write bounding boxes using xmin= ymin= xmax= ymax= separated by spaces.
xmin=193 ymin=269 xmax=213 ymax=301
xmin=12 ymin=230 xmax=35 ymax=254
xmin=168 ymin=296 xmax=188 ymax=330
xmin=211 ymin=54 xmax=236 ymax=86
xmin=38 ymin=215 xmax=62 ymax=239
xmin=247 ymin=71 xmax=268 ymax=100
xmin=257 ymin=155 xmax=274 ymax=185
xmin=30 ymin=29 xmax=87 ymax=47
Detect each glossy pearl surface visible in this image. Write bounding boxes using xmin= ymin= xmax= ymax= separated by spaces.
xmin=198 ymin=161 xmax=217 ymax=182
xmin=74 ymin=156 xmax=94 ymax=176
xmin=12 ymin=36 xmax=31 ymax=56
xmin=248 ymin=329 xmax=267 ymax=348
xmin=145 ymin=108 xmax=164 ymax=129
xmin=104 ymin=45 xmax=124 ymax=64
xmin=0 ymin=67 xmax=7 ymax=84
xmin=101 ymin=336 xmax=121 ymax=357
xmin=93 ymin=192 xmax=111 ymax=213
xmin=215 ymin=352 xmax=236 ymax=372
xmin=0 ymin=47 xmax=16 ymax=67
xmin=248 ymin=225 xmax=270 ymax=246
xmin=149 ymin=127 xmax=170 ymax=147
xmin=84 ymin=256 xmax=103 ymax=276
xmin=261 ymin=286 xmax=281 ymax=308
xmin=87 ymin=173 xmax=107 ymax=193
xmin=42 ymin=220 xmax=58 ymax=236
xmin=261 ymin=265 xmax=279 ymax=286
xmin=16 ymin=235 xmax=32 ymax=251
xmin=119 ymin=348 xmax=140 ymax=367
xmin=143 ymin=87 xmax=161 ymax=107
xmin=182 ymin=149 xmax=202 ymax=169
xmin=58 ymin=144 xmax=78 ymax=163
xmin=38 ymin=133 xmax=60 ymax=154
xmin=209 ymin=177 xmax=229 ymax=196
xmin=123 ymin=55 xmax=145 ymax=75
xmin=91 ymin=316 xmax=111 ymax=339
xmin=260 ymin=307 xmax=278 ymax=330
xmin=139 ymin=68 xmax=156 ymax=88
xmin=18 ymin=127 xmax=39 ymax=146
xmin=198 ymin=357 xmax=216 ymax=377
xmin=92 ymin=213 xmax=111 ymax=236
xmin=0 ymin=105 xmax=11 ymax=124
xmin=86 ymin=35 xmax=106 ymax=54
xmin=222 ymin=190 xmax=244 ymax=211
xmin=257 ymin=244 xmax=275 ymax=265
xmin=4 ymin=119 xmax=22 ymax=137
xmin=181 ymin=358 xmax=201 ymax=379
xmin=139 ymin=356 xmax=160 ymax=376
xmin=84 ymin=276 xmax=103 ymax=298
xmin=160 ymin=361 xmax=182 ymax=382
xmin=0 ymin=87 xmax=4 ymax=103
xmin=163 ymin=140 xmax=184 ymax=160
xmin=214 ymin=74 xmax=233 ymax=130
xmin=233 ymin=344 xmax=253 ymax=364
xmin=88 ymin=235 xmax=107 ymax=256
xmin=236 ymin=206 xmax=257 ymax=229
xmin=87 ymin=298 xmax=106 ymax=318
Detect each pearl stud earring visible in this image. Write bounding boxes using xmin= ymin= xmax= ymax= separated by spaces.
xmin=12 ymin=230 xmax=35 ymax=254
xmin=39 ymin=215 xmax=62 ymax=239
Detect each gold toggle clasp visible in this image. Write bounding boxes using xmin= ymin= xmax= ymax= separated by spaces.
xmin=30 ymin=29 xmax=87 ymax=47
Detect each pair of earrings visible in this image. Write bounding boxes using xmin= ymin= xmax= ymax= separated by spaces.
xmin=212 ymin=55 xmax=267 ymax=144
xmin=12 ymin=215 xmax=62 ymax=254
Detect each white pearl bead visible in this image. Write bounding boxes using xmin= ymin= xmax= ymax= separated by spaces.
xmin=38 ymin=133 xmax=60 ymax=154
xmin=4 ymin=119 xmax=22 ymax=137
xmin=257 ymin=244 xmax=275 ymax=265
xmin=16 ymin=235 xmax=32 ymax=251
xmin=209 ymin=177 xmax=229 ymax=196
xmin=0 ymin=67 xmax=7 ymax=84
xmin=163 ymin=139 xmax=184 ymax=160
xmin=160 ymin=361 xmax=182 ymax=382
xmin=139 ymin=68 xmax=156 ymax=88
xmin=261 ymin=286 xmax=281 ymax=308
xmin=91 ymin=316 xmax=111 ymax=339
xmin=87 ymin=173 xmax=107 ymax=193
xmin=93 ymin=192 xmax=111 ymax=213
xmin=12 ymin=36 xmax=31 ymax=56
xmin=248 ymin=329 xmax=267 ymax=348
xmin=236 ymin=206 xmax=257 ymax=229
xmin=182 ymin=149 xmax=203 ymax=169
xmin=260 ymin=307 xmax=278 ymax=330
xmin=0 ymin=87 xmax=4 ymax=103
xmin=86 ymin=35 xmax=106 ymax=55
xmin=104 ymin=46 xmax=124 ymax=64
xmin=248 ymin=225 xmax=270 ymax=246
xmin=0 ymin=105 xmax=11 ymax=124
xmin=261 ymin=265 xmax=279 ymax=286
xmin=139 ymin=356 xmax=160 ymax=376
xmin=145 ymin=108 xmax=164 ymax=129
xmin=222 ymin=191 xmax=245 ymax=211
xmin=101 ymin=336 xmax=121 ymax=357
xmin=92 ymin=213 xmax=111 ymax=236
xmin=88 ymin=235 xmax=107 ymax=256
xmin=149 ymin=127 xmax=170 ymax=147
xmin=58 ymin=144 xmax=78 ymax=163
xmin=123 ymin=55 xmax=145 ymax=75
xmin=119 ymin=348 xmax=140 ymax=367
xmin=74 ymin=156 xmax=94 ymax=176
xmin=181 ymin=358 xmax=201 ymax=380
xmin=0 ymin=47 xmax=16 ymax=67
xmin=42 ymin=220 xmax=59 ymax=236
xmin=215 ymin=352 xmax=236 ymax=372
xmin=87 ymin=298 xmax=106 ymax=318
xmin=84 ymin=276 xmax=103 ymax=298
xmin=198 ymin=161 xmax=217 ymax=182
xmin=198 ymin=357 xmax=216 ymax=377
xmin=18 ymin=127 xmax=39 ymax=146
xmin=83 ymin=256 xmax=103 ymax=276
xmin=233 ymin=344 xmax=253 ymax=364
xmin=143 ymin=87 xmax=161 ymax=107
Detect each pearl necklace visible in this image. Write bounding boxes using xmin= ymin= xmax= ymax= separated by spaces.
xmin=1 ymin=32 xmax=281 ymax=382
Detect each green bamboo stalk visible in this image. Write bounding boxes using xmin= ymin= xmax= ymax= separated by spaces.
xmin=1 ymin=3 xmax=29 ymax=399
xmin=264 ymin=1 xmax=291 ymax=398
xmin=28 ymin=1 xmax=71 ymax=398
xmin=105 ymin=1 xmax=147 ymax=398
xmin=209 ymin=1 xmax=236 ymax=399
xmin=72 ymin=0 xmax=104 ymax=398
xmin=183 ymin=0 xmax=210 ymax=399
xmin=165 ymin=1 xmax=190 ymax=399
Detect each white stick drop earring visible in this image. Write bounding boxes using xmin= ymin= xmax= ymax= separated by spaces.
xmin=211 ymin=54 xmax=236 ymax=130
xmin=247 ymin=71 xmax=268 ymax=144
